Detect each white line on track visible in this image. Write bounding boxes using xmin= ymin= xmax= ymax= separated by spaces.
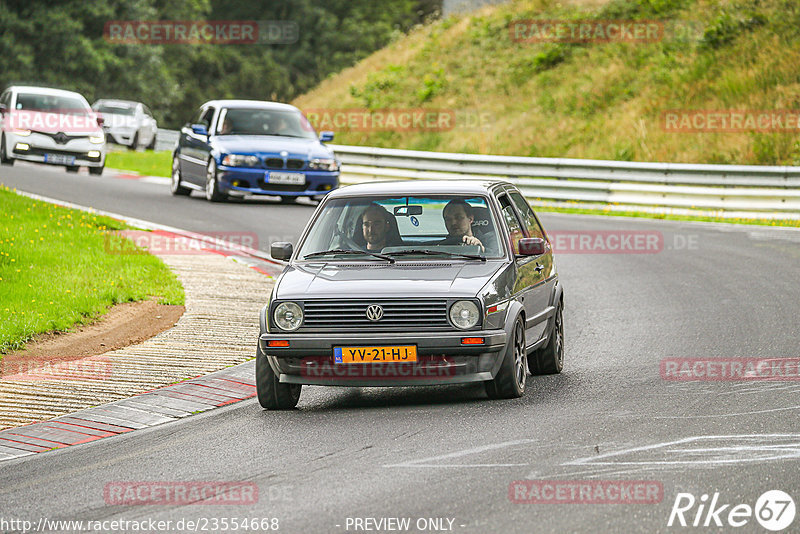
xmin=384 ymin=438 xmax=536 ymax=468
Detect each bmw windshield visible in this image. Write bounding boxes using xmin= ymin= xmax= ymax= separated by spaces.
xmin=217 ymin=108 xmax=317 ymax=139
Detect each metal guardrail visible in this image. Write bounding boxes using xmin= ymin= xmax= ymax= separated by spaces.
xmin=155 ymin=128 xmax=180 ymax=152
xmin=151 ymin=132 xmax=799 ymax=215
xmin=329 ymin=144 xmax=800 ymax=215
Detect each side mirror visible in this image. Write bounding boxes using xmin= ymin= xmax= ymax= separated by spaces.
xmin=271 ymin=242 xmax=294 ymax=261
xmin=319 ymin=131 xmax=334 ymax=142
xmin=191 ymin=124 xmax=208 ymax=136
xmin=96 ymin=116 xmax=105 ymax=127
xmin=518 ymin=237 xmax=545 ymax=256
xmin=0 ymin=103 xmax=6 ymax=115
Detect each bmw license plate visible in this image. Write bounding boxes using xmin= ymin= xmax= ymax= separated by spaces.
xmin=334 ymin=345 xmax=418 ymax=364
xmin=45 ymin=154 xmax=76 ymax=166
xmin=268 ymin=172 xmax=305 ymax=185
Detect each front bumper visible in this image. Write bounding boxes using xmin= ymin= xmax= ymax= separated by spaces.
xmin=259 ymin=329 xmax=508 ymax=386
xmin=9 ymin=132 xmax=105 ymax=167
xmin=217 ymin=165 xmax=338 ymax=198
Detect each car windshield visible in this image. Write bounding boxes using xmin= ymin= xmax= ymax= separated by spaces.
xmin=217 ymin=108 xmax=317 ymax=139
xmin=94 ymin=103 xmax=136 ymax=116
xmin=15 ymin=93 xmax=89 ymax=115
xmin=297 ymin=195 xmax=504 ymax=260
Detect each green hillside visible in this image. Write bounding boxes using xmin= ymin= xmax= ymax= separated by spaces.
xmin=294 ymin=0 xmax=800 ymax=165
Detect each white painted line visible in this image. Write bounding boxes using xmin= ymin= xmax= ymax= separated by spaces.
xmin=653 ymin=405 xmax=800 ymax=418
xmin=565 ymin=434 xmax=800 ymax=467
xmin=384 ymin=438 xmax=536 ymax=468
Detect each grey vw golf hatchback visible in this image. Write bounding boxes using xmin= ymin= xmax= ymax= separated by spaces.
xmin=257 ymin=180 xmax=564 ymax=409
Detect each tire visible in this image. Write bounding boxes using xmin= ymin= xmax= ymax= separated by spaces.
xmin=280 ymin=196 xmax=298 ymax=204
xmin=129 ymin=132 xmax=139 ymax=150
xmin=89 ymin=165 xmax=104 ymax=176
xmin=170 ymin=155 xmax=191 ymax=196
xmin=146 ymin=133 xmax=156 ymax=150
xmin=205 ymin=159 xmax=227 ymax=202
xmin=485 ymin=315 xmax=526 ymax=399
xmin=66 ymin=166 xmax=79 ymax=173
xmin=529 ymin=302 xmax=564 ymax=375
xmin=255 ymin=343 xmax=301 ymax=410
xmin=0 ymin=135 xmax=14 ymax=165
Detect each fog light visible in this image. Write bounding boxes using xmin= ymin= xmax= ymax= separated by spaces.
xmin=268 ymin=340 xmax=290 ymax=347
xmin=461 ymin=337 xmax=484 ymax=345
xmin=322 ymin=184 xmax=332 ymax=191
xmin=87 ymin=150 xmax=101 ymax=158
xmin=14 ymin=143 xmax=29 ymax=151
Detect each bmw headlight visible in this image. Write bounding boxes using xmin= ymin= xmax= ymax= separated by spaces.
xmin=273 ymin=302 xmax=303 ymax=331
xmin=449 ymin=300 xmax=480 ymax=330
xmin=222 ymin=154 xmax=260 ymax=167
xmin=308 ymin=158 xmax=338 ymax=171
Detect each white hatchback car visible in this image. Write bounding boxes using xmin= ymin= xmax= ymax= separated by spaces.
xmin=0 ymin=86 xmax=106 ymax=175
xmin=92 ymin=99 xmax=158 ymax=150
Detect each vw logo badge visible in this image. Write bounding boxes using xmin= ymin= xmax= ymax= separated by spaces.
xmin=365 ymin=305 xmax=384 ymax=322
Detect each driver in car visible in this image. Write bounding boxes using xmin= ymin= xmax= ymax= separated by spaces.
xmin=440 ymin=199 xmax=485 ymax=251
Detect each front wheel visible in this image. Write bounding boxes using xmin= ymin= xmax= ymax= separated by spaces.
xmin=255 ymin=343 xmax=301 ymax=410
xmin=170 ymin=155 xmax=191 ymax=196
xmin=88 ymin=165 xmax=104 ymax=176
xmin=205 ymin=159 xmax=227 ymax=202
xmin=0 ymin=135 xmax=14 ymax=165
xmin=485 ymin=315 xmax=526 ymax=399
xmin=146 ymin=132 xmax=156 ymax=150
xmin=129 ymin=132 xmax=139 ymax=150
xmin=66 ymin=166 xmax=79 ymax=173
xmin=529 ymin=303 xmax=564 ymax=375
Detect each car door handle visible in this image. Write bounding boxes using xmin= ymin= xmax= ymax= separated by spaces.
xmin=534 ymin=263 xmax=544 ymax=272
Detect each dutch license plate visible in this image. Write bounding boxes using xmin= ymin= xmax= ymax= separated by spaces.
xmin=334 ymin=345 xmax=418 ymax=364
xmin=45 ymin=154 xmax=76 ymax=165
xmin=268 ymin=172 xmax=305 ymax=185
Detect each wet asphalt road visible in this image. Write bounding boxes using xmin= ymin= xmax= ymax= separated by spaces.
xmin=1 ymin=162 xmax=799 ymax=533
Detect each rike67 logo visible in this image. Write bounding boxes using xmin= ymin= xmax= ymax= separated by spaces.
xmin=668 ymin=490 xmax=795 ymax=531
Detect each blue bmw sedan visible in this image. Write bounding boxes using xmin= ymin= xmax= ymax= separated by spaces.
xmin=171 ymin=100 xmax=339 ymax=202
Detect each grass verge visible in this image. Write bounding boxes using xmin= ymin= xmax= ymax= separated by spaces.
xmin=105 ymin=149 xmax=172 ymax=178
xmin=0 ymin=185 xmax=184 ymax=354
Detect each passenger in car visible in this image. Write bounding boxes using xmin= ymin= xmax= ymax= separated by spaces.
xmin=440 ymin=199 xmax=486 ymax=251
xmin=357 ymin=204 xmax=402 ymax=252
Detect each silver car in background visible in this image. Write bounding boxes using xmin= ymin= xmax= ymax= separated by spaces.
xmin=92 ymin=99 xmax=158 ymax=150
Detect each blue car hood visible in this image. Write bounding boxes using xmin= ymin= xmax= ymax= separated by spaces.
xmin=212 ymin=135 xmax=333 ymax=158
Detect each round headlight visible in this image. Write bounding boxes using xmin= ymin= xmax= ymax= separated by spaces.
xmin=449 ymin=300 xmax=479 ymax=330
xmin=273 ymin=302 xmax=303 ymax=331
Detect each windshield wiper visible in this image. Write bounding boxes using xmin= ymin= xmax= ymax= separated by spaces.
xmin=303 ymin=249 xmax=395 ymax=263
xmin=385 ymin=249 xmax=486 ymax=261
